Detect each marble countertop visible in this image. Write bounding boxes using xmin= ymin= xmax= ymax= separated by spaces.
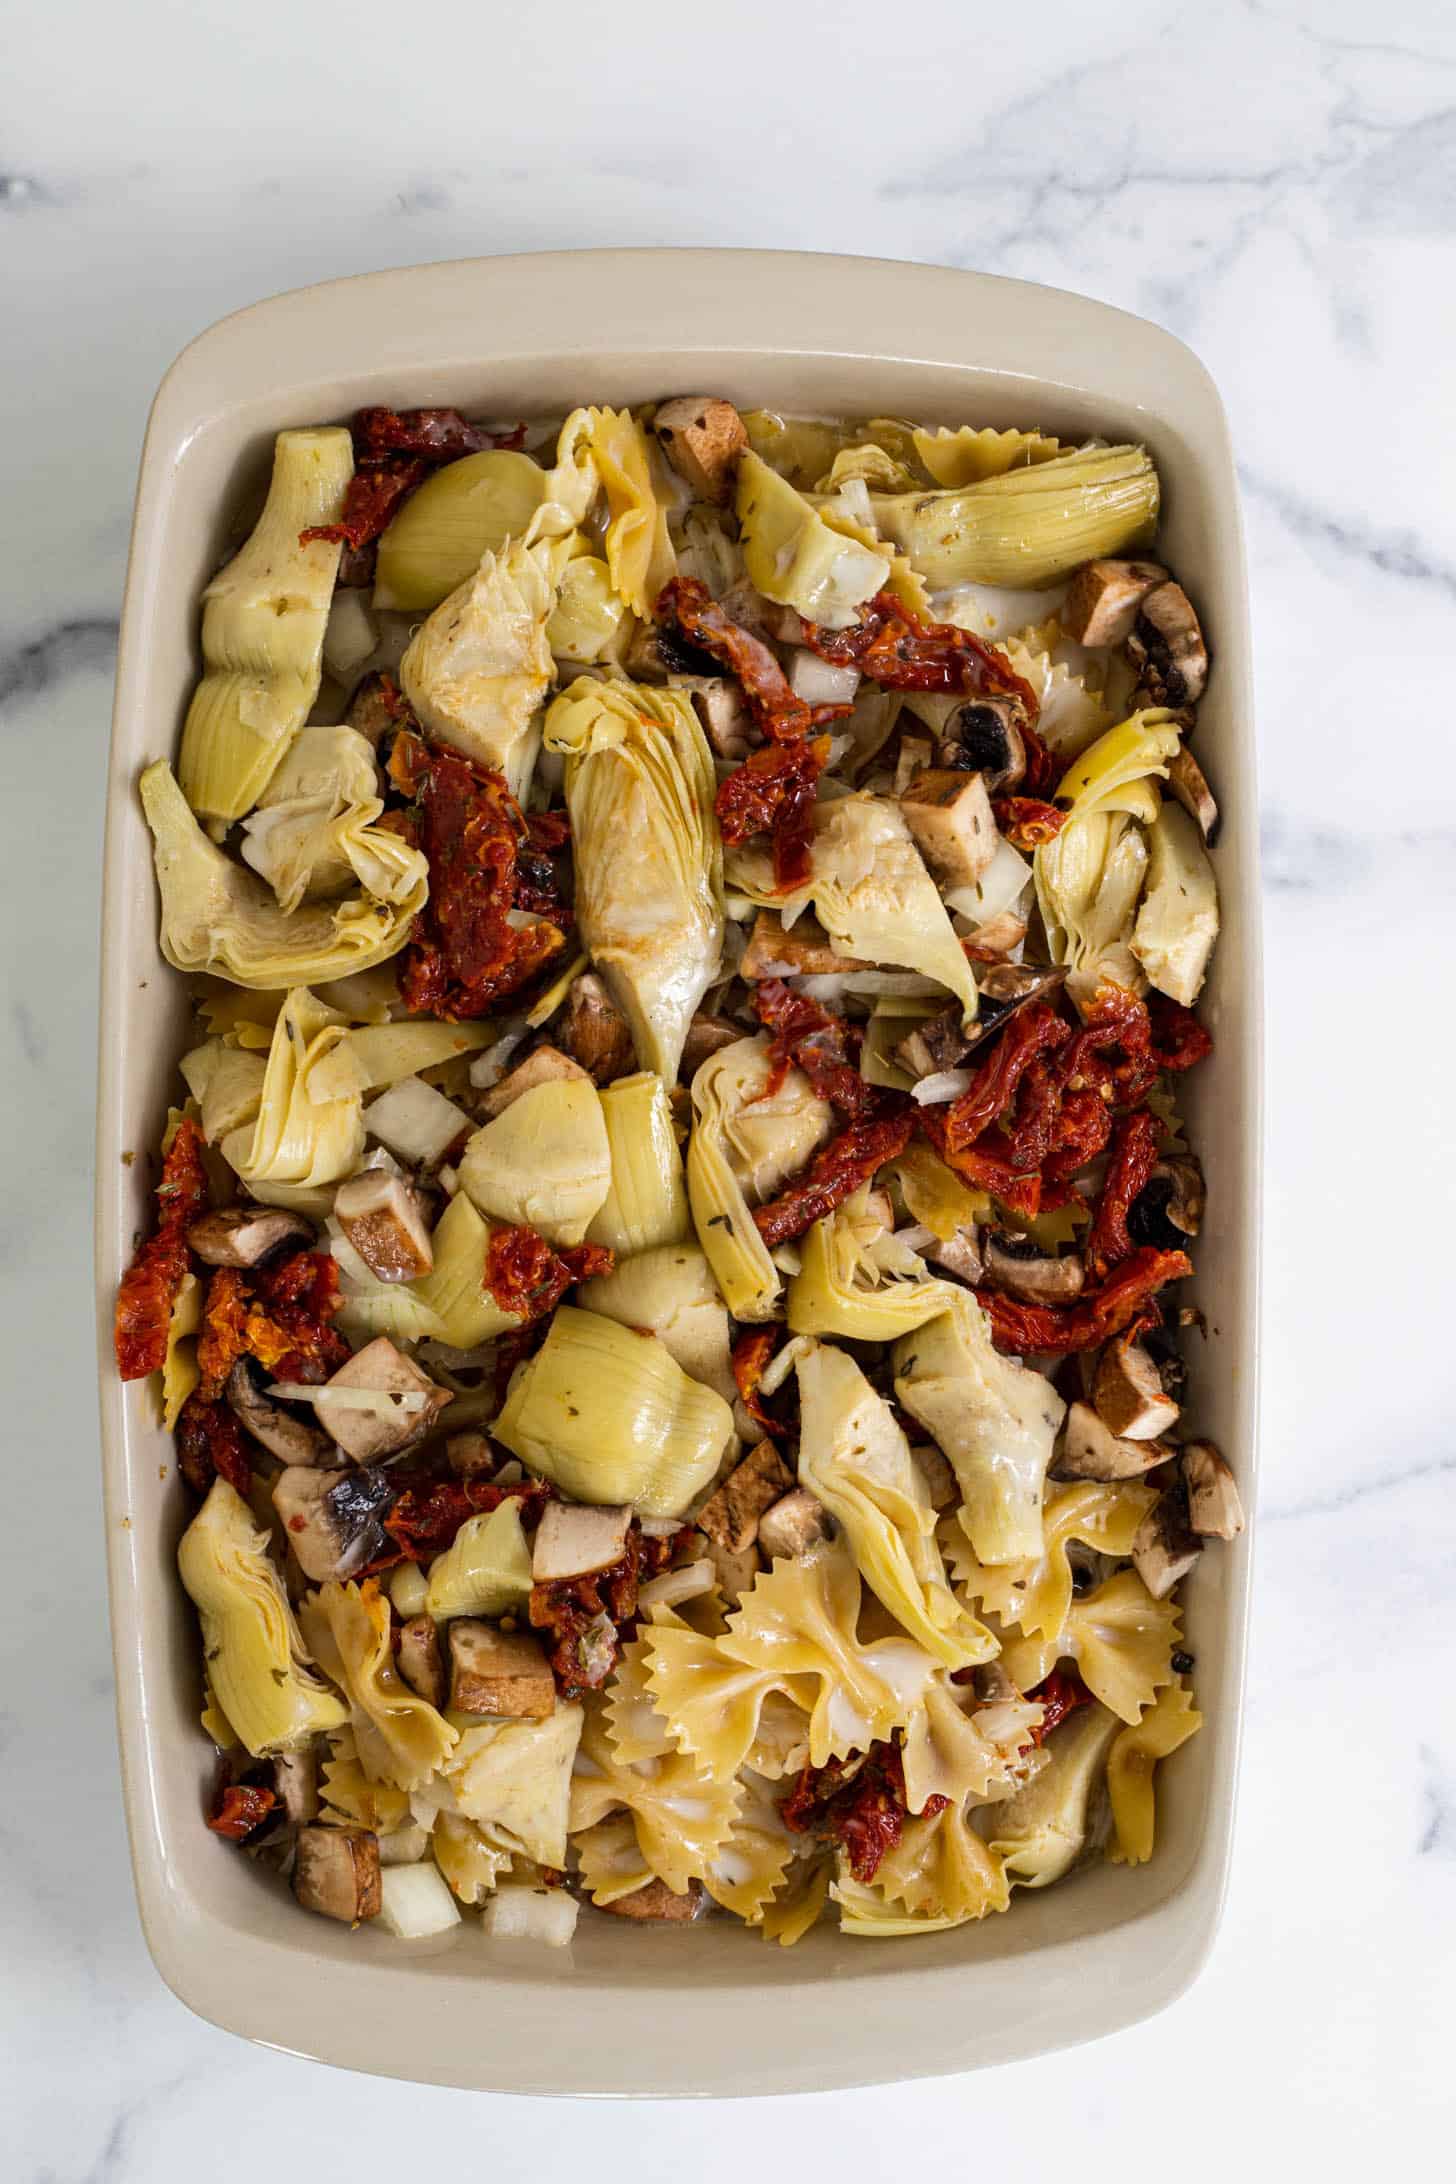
xmin=3 ymin=0 xmax=1454 ymax=2171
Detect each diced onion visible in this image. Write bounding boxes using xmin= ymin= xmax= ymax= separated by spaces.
xmin=911 ymin=1069 xmax=976 ymax=1105
xmin=482 ymin=1886 xmax=579 ymax=1946
xmin=376 ymin=1862 xmax=462 ymax=1937
xmin=364 ymin=1076 xmax=471 ymax=1167
xmin=638 ymin=1557 xmax=717 ymax=1610
xmin=267 ymin=1382 xmax=432 ymax=1414
xmin=788 ymin=649 xmax=861 ymax=707
xmin=469 ymin=1025 xmax=529 ymax=1089
xmin=378 ymin=1823 xmax=431 ymax=1867
xmin=322 ymin=589 xmax=379 ymax=680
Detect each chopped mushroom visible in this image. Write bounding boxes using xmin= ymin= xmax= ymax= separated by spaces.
xmin=963 ymin=909 xmax=1029 ymax=960
xmin=935 ymin=698 xmax=1027 ymax=792
xmin=482 ymin=1043 xmax=591 ymax=1118
xmin=756 ymin=1488 xmax=832 ymax=1563
xmin=981 ymin=1235 xmax=1085 ymax=1305
xmin=397 ymin=1614 xmax=447 ymax=1707
xmin=445 ymin=1431 xmax=495 ymax=1478
xmin=271 ymin=1463 xmax=396 ymax=1582
xmin=318 ymin=1337 xmax=453 ymax=1463
xmin=344 ymin=669 xmax=400 ymax=743
xmin=893 ymin=1002 xmax=971 ymax=1081
xmin=1166 ymin=745 xmax=1219 ymax=843
xmin=1055 ymin=1400 xmax=1168 ymax=1482
xmin=531 ymin=1502 xmax=632 ymax=1582
xmin=226 ymin=1359 xmax=333 ymax=1468
xmin=926 ymin=1225 xmax=983 ymax=1285
xmin=186 ymin=1207 xmax=314 ymax=1268
xmin=677 ymin=676 xmax=754 ymax=760
xmin=898 ymin=768 xmax=998 ymax=889
xmin=1129 ymin=1156 xmax=1206 ymax=1248
xmin=961 ymin=962 xmax=1067 ymax=1054
xmin=448 ymin=1622 xmax=556 ymax=1718
xmin=292 ymin=1824 xmax=381 ymax=1923
xmin=1092 ymin=1332 xmax=1182 ymax=1441
xmin=1127 ymin=581 xmax=1209 ymax=708
xmin=601 ymin=1877 xmax=707 ymax=1922
xmin=1131 ymin=1487 xmax=1202 ymax=1599
xmin=680 ymin=1012 xmax=745 ymax=1081
xmin=561 ymin=975 xmax=635 ymax=1087
xmin=333 ymin=1169 xmax=435 ymax=1283
xmin=696 ymin=1442 xmax=796 ymax=1553
xmin=1061 ymin=558 xmax=1169 ymax=648
xmin=272 ymin=1749 xmax=319 ymax=1829
xmin=1180 ymin=1441 xmax=1245 ymax=1540
xmin=625 ymin=619 xmax=718 ymax=684
xmin=740 ymin=908 xmax=865 ymax=980
xmin=717 ymin=579 xmax=804 ymax=646
xmin=652 ymin=396 xmax=748 ymax=504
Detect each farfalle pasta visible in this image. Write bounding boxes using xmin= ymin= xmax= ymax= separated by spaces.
xmin=121 ymin=389 xmax=1233 ymax=1955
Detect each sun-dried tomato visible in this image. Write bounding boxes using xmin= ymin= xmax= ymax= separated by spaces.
xmin=802 ymin=591 xmax=1038 ymax=719
xmin=1148 ymin=993 xmax=1213 ymax=1076
xmin=114 ymin=1118 xmax=210 ymax=1381
xmin=196 ymin=1268 xmax=251 ymax=1400
xmin=916 ymin=1108 xmax=1044 ymax=1219
xmin=352 ymin=407 xmax=526 ymax=462
xmin=1019 ymin=719 xmax=1062 ymax=798
xmin=206 ymin=1783 xmax=278 ymax=1841
xmin=1027 ymin=1669 xmax=1092 ymax=1745
xmin=751 ymin=977 xmax=876 ymax=1118
xmin=655 ymin=578 xmax=851 ymax=742
xmin=251 ymin=1252 xmax=350 ymax=1383
xmin=363 ymin=1471 xmax=553 ymax=1573
xmin=992 ymin=796 xmax=1065 ymax=849
xmin=1040 ymin=1085 xmax=1112 ymax=1182
xmin=483 ymin=1227 xmax=614 ymax=1323
xmin=782 ymin=1742 xmax=946 ymax=1885
xmin=977 ymin=1245 xmax=1191 ymax=1354
xmin=530 ymin=1528 xmax=650 ymax=1698
xmin=714 ymin=735 xmax=831 ymax=894
xmin=753 ymin=1107 xmax=914 ymax=1247
xmin=1086 ymin=1107 xmax=1163 ymax=1282
xmin=939 ymin=1001 xmax=1069 ymax=1155
xmin=301 ymin=457 xmax=429 ymax=552
xmin=732 ymin=1326 xmax=787 ymax=1438
xmin=176 ymin=1395 xmax=254 ymax=1498
xmin=396 ymin=738 xmax=566 ymax=1020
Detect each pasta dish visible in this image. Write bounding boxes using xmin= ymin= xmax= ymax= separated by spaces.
xmin=113 ymin=394 xmax=1241 ymax=1947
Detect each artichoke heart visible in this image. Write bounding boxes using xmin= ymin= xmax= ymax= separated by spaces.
xmin=493 ymin=1304 xmax=733 ymax=1516
xmin=140 ymin=760 xmax=427 ymax=991
xmin=579 ymin=1242 xmax=735 ymax=1402
xmin=546 ymin=552 xmax=631 ymax=665
xmin=587 ymin=1071 xmax=691 ymax=1256
xmin=868 ymin=443 xmax=1160 ymax=590
xmin=179 ymin=1039 xmax=267 ymax=1144
xmin=585 ymin=407 xmax=677 ymax=617
xmin=425 ymin=1502 xmax=533 ymax=1621
xmin=335 ymin=1191 xmax=525 ymax=1352
xmin=177 ymin=1478 xmax=347 ymax=1757
xmin=374 ymin=448 xmax=553 ymax=612
xmin=219 ymin=986 xmax=365 ymax=1196
xmin=686 ymin=1035 xmax=831 ymax=1324
xmin=239 ymin=725 xmax=418 ymax=914
xmin=177 ymin=427 xmax=354 ymax=828
xmin=894 ymin=1295 xmax=1065 ymax=1567
xmin=544 ymin=678 xmax=723 ymax=1082
xmin=808 ymin=794 xmax=980 ymax=1022
xmin=457 ymin=1077 xmax=611 ymax=1248
xmin=736 ymin=449 xmax=890 ymax=629
xmin=1131 ymin=798 xmax=1219 ymax=1007
xmin=787 ymin=1186 xmax=958 ymax=1341
xmin=982 ymin=1703 xmax=1121 ymax=1887
xmin=796 ymin=1341 xmax=996 ymax=1669
xmin=399 ymin=535 xmax=564 ymax=800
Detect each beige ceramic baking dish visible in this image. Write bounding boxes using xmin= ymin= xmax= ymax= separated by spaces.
xmin=95 ymin=249 xmax=1260 ymax=2095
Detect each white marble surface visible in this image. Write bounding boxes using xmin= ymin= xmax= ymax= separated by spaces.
xmin=3 ymin=0 xmax=1455 ymax=2170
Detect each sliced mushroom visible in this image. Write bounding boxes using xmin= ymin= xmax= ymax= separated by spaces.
xmin=1054 ymin=1400 xmax=1168 ymax=1482
xmin=716 ymin=579 xmax=804 ymax=646
xmin=936 ymin=697 xmax=1027 ymax=792
xmin=600 ymin=1877 xmax=707 ymax=1922
xmin=963 ymin=909 xmax=1029 ymax=961
xmin=696 ymin=1443 xmax=796 ymax=1554
xmin=272 ymin=1749 xmax=319 ymax=1829
xmin=1061 ymin=558 xmax=1169 ymax=648
xmin=1166 ymin=745 xmax=1219 ymax=844
xmin=624 ymin=619 xmax=718 ymax=684
xmin=397 ymin=1614 xmax=447 ymax=1708
xmin=740 ymin=908 xmax=866 ymax=980
xmin=561 ymin=974 xmax=635 ymax=1087
xmin=334 ymin=1169 xmax=434 ymax=1283
xmin=756 ymin=1488 xmax=832 ymax=1563
xmin=926 ymin=1225 xmax=984 ymax=1285
xmin=899 ymin=768 xmax=998 ymax=890
xmin=187 ymin=1207 xmax=314 ymax=1269
xmin=1180 ymin=1441 xmax=1245 ymax=1540
xmin=680 ymin=1012 xmax=746 ymax=1081
xmin=1127 ymin=581 xmax=1208 ymax=708
xmin=448 ymin=1622 xmax=556 ymax=1719
xmin=226 ymin=1359 xmax=334 ymax=1468
xmin=343 ymin=668 xmax=400 ymax=743
xmin=982 ymin=1234 xmax=1085 ymax=1305
xmin=293 ymin=1825 xmax=381 ymax=1923
xmin=1091 ymin=1332 xmax=1181 ymax=1441
xmin=892 ymin=1002 xmax=972 ymax=1081
xmin=961 ymin=962 xmax=1067 ymax=1055
xmin=1128 ymin=1156 xmax=1205 ymax=1249
xmin=652 ymin=396 xmax=748 ymax=504
xmin=445 ymin=1431 xmax=496 ymax=1479
xmin=318 ymin=1337 xmax=453 ymax=1463
xmin=481 ymin=1043 xmax=591 ymax=1118
xmin=677 ymin=675 xmax=753 ymax=760
xmin=1131 ymin=1487 xmax=1202 ymax=1600
xmin=530 ymin=1502 xmax=632 ymax=1583
xmin=271 ymin=1463 xmax=396 ymax=1582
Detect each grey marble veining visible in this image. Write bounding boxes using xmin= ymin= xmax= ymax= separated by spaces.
xmin=3 ymin=0 xmax=1454 ymax=2174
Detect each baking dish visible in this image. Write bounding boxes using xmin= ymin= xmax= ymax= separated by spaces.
xmin=95 ymin=249 xmax=1260 ymax=2095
